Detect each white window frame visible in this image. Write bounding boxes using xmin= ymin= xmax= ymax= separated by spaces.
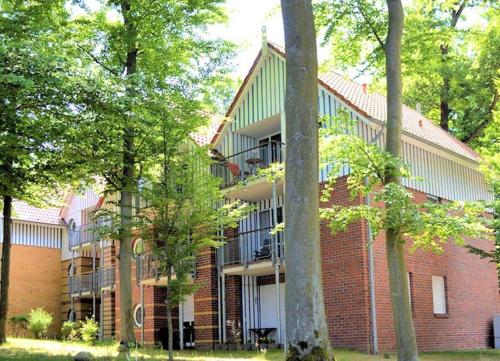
xmin=432 ymin=275 xmax=447 ymax=315
xmin=133 ymin=304 xmax=143 ymax=327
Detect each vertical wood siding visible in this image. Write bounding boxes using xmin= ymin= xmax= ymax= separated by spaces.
xmin=0 ymin=220 xmax=63 ymax=249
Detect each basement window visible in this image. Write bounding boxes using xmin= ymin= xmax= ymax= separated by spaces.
xmin=432 ymin=275 xmax=447 ymax=316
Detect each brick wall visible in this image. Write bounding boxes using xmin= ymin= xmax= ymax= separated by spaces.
xmin=320 ymin=177 xmax=373 ymax=352
xmin=373 ymin=189 xmax=500 ymax=351
xmin=224 ymin=275 xmax=242 ymax=342
xmin=194 ymin=247 xmax=219 ymax=349
xmin=1 ymin=244 xmax=62 ymax=337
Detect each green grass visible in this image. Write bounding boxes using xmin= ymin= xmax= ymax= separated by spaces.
xmin=0 ymin=338 xmax=499 ymax=361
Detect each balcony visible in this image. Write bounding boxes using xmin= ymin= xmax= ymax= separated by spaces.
xmin=97 ymin=267 xmax=115 ymax=290
xmin=69 ymin=223 xmax=102 ymax=251
xmin=220 ymin=227 xmax=284 ymax=276
xmin=69 ymin=267 xmax=115 ymax=297
xmin=136 ymin=252 xmax=195 ymax=286
xmin=212 ymin=141 xmax=284 ymax=201
xmin=69 ymin=272 xmax=94 ymax=297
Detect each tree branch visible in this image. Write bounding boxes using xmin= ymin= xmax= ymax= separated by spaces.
xmin=356 ymin=3 xmax=385 ymax=49
xmin=77 ymin=44 xmax=123 ymax=77
xmin=451 ymin=1 xmax=467 ymax=28
xmin=462 ymin=90 xmax=498 ymax=143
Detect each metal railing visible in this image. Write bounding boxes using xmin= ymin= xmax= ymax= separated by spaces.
xmin=69 ymin=272 xmax=93 ymax=295
xmin=136 ymin=252 xmax=161 ymax=281
xmin=135 ymin=252 xmax=196 ymax=282
xmin=212 ymin=141 xmax=284 ymax=189
xmin=69 ymin=267 xmax=115 ymax=295
xmin=97 ymin=267 xmax=115 ymax=289
xmin=69 ymin=223 xmax=101 ymax=248
xmin=220 ymin=227 xmax=284 ymax=267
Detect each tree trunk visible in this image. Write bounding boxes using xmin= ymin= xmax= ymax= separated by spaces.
xmin=439 ymin=44 xmax=450 ymax=132
xmin=0 ymin=195 xmax=13 ymax=344
xmin=281 ymin=1 xmax=334 ymax=360
xmin=118 ymin=0 xmax=137 ymax=346
xmin=166 ymin=270 xmax=174 ymax=361
xmin=384 ymin=1 xmax=419 ymax=361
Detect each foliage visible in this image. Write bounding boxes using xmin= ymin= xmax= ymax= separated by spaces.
xmin=80 ymin=318 xmax=99 ymax=345
xmin=319 ymin=115 xmax=491 ymax=254
xmin=60 ymin=321 xmax=82 ymax=342
xmin=8 ymin=315 xmax=29 ymax=338
xmin=226 ymin=320 xmax=242 ymax=345
xmin=314 ymin=0 xmax=499 ymax=147
xmin=28 ymin=309 xmax=53 ymax=339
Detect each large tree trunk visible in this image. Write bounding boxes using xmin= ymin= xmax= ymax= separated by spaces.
xmin=0 ymin=195 xmax=13 ymax=343
xmin=118 ymin=0 xmax=137 ymax=346
xmin=281 ymin=1 xmax=334 ymax=360
xmin=384 ymin=1 xmax=419 ymax=361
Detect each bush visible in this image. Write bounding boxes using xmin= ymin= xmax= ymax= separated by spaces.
xmin=61 ymin=321 xmax=77 ymax=341
xmin=8 ymin=315 xmax=29 ymax=337
xmin=28 ymin=308 xmax=53 ymax=339
xmin=80 ymin=317 xmax=99 ymax=344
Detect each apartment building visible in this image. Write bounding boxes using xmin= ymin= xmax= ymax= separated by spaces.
xmin=2 ymin=40 xmax=498 ymax=353
xmin=203 ymin=41 xmax=499 ymax=352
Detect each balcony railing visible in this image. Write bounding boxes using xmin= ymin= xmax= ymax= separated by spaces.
xmin=136 ymin=253 xmax=161 ymax=281
xmin=220 ymin=227 xmax=284 ymax=267
xmin=97 ymin=267 xmax=115 ymax=289
xmin=212 ymin=141 xmax=284 ymax=189
xmin=69 ymin=223 xmax=101 ymax=249
xmin=69 ymin=272 xmax=93 ymax=295
xmin=69 ymin=267 xmax=115 ymax=295
xmin=136 ymin=252 xmax=196 ymax=282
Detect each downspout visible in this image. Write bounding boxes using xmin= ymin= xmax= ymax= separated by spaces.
xmin=179 ymin=301 xmax=184 ymax=350
xmin=99 ymin=240 xmax=104 ymax=339
xmin=140 ymin=283 xmax=144 ymax=345
xmin=217 ymin=227 xmax=223 ymax=344
xmin=70 ymin=249 xmax=74 ymax=320
xmin=272 ymin=181 xmax=282 ymax=345
xmin=365 ymin=188 xmax=378 ymax=355
xmin=92 ymin=237 xmax=96 ymax=319
xmin=365 ymin=124 xmax=385 ymax=354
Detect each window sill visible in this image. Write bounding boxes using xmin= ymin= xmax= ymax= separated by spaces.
xmin=434 ymin=313 xmax=449 ymax=319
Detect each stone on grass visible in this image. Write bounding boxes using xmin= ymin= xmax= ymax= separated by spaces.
xmin=74 ymin=351 xmax=94 ymax=361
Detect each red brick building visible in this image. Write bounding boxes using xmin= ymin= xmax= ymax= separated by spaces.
xmin=4 ymin=41 xmax=498 ymax=354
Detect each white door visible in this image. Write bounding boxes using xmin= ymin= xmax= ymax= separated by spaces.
xmin=259 ymin=283 xmax=285 ymax=343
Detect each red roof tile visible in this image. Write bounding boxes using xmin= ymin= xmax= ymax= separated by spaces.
xmin=10 ymin=200 xmax=62 ymax=225
xmin=318 ymin=72 xmax=479 ymax=161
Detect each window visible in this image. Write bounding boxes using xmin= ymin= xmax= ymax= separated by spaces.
xmin=67 ymin=309 xmax=76 ymax=322
xmin=426 ymin=194 xmax=442 ymax=204
xmin=133 ymin=238 xmax=144 ymax=256
xmin=68 ymin=264 xmax=75 ymax=277
xmin=133 ymin=304 xmax=143 ymax=327
xmin=432 ymin=275 xmax=447 ymax=315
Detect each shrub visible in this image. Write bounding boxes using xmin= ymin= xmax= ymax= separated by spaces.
xmin=28 ymin=308 xmax=53 ymax=339
xmin=80 ymin=317 xmax=99 ymax=344
xmin=8 ymin=315 xmax=29 ymax=338
xmin=61 ymin=321 xmax=76 ymax=341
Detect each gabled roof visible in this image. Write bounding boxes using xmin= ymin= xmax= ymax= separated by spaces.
xmin=318 ymin=72 xmax=479 ymax=161
xmin=212 ymin=41 xmax=479 ymax=162
xmin=7 ymin=200 xmax=63 ymax=225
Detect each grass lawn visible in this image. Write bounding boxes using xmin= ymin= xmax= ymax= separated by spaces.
xmin=0 ymin=338 xmax=499 ymax=361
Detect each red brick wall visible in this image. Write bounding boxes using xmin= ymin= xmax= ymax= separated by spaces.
xmin=320 ymin=177 xmax=373 ymax=352
xmin=194 ymin=247 xmax=219 ymax=349
xmin=224 ymin=275 xmax=242 ymax=341
xmin=373 ymin=189 xmax=500 ymax=351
